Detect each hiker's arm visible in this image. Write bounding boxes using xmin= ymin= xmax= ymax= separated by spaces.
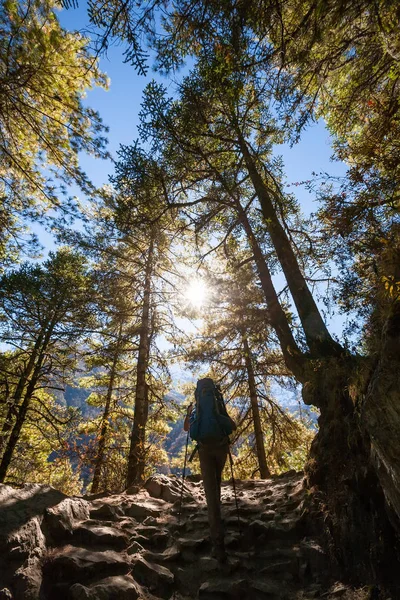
xmin=183 ymin=404 xmax=193 ymax=432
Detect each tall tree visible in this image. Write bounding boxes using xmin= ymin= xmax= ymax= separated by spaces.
xmin=0 ymin=248 xmax=94 ymax=482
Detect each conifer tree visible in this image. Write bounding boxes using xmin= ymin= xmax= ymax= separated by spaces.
xmin=0 ymin=248 xmax=94 ymax=482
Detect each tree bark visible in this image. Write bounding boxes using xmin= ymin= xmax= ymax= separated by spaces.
xmin=362 ymin=300 xmax=400 ymax=532
xmin=237 ymin=133 xmax=342 ymax=358
xmin=0 ymin=311 xmax=58 ymax=482
xmin=236 ymin=203 xmax=306 ymax=381
xmin=91 ymin=324 xmax=122 ymax=494
xmin=126 ymin=236 xmax=154 ymax=487
xmin=0 ymin=334 xmax=44 ymax=453
xmin=0 ymin=345 xmax=48 ymax=482
xmin=243 ymin=336 xmax=271 ymax=479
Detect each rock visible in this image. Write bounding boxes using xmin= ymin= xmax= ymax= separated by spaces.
xmin=143 ymin=516 xmax=159 ymax=526
xmin=131 ymin=556 xmax=174 ymax=597
xmin=118 ymin=518 xmax=139 ymax=534
xmin=129 ymin=532 xmax=150 ymax=547
xmin=69 ymin=584 xmax=92 ymax=599
xmin=125 ymin=499 xmax=167 ymax=520
xmin=0 ymin=590 xmax=12 ymax=600
xmin=177 ymin=536 xmax=208 ymax=549
xmin=250 ymin=579 xmax=286 ymax=598
xmin=83 ymin=491 xmax=111 ymax=501
xmin=260 ymin=560 xmax=295 ymax=580
xmin=249 ymin=519 xmax=300 ymax=541
xmin=0 ymin=484 xmax=65 ymax=596
xmin=145 ymin=545 xmax=181 ymax=563
xmin=299 ymin=538 xmax=329 ymax=579
xmin=70 ymin=576 xmax=140 ymax=600
xmin=260 ymin=510 xmax=276 ymax=521
xmin=89 ymin=504 xmax=124 ymax=521
xmin=198 ymin=556 xmax=219 ymax=571
xmin=224 ymin=532 xmax=241 ymax=549
xmin=198 ymin=578 xmax=248 ymax=599
xmin=12 ymin=561 xmax=45 ymax=600
xmin=127 ymin=540 xmax=145 ymax=554
xmin=73 ymin=522 xmax=128 ymax=550
xmin=7 ymin=517 xmax=46 ymax=560
xmin=133 ymin=527 xmax=170 ymax=548
xmin=45 ymin=498 xmax=90 ymax=541
xmin=43 ymin=546 xmax=130 ymax=583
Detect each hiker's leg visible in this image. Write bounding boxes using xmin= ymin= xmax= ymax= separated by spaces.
xmin=199 ymin=445 xmax=224 ymax=547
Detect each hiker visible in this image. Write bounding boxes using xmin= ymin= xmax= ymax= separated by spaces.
xmin=184 ymin=378 xmax=236 ymax=561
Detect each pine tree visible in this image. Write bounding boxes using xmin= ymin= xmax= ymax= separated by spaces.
xmin=0 ymin=248 xmax=94 ymax=482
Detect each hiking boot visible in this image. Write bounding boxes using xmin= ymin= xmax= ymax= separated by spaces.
xmin=211 ymin=542 xmax=227 ymax=563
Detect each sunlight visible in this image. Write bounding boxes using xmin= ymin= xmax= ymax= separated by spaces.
xmin=185 ymin=279 xmax=208 ymax=309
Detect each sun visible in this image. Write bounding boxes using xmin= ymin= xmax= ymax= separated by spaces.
xmin=185 ymin=279 xmax=208 ymax=309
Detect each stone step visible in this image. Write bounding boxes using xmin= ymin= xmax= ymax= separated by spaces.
xmin=72 ymin=521 xmax=129 ymax=551
xmin=69 ymin=575 xmax=140 ymax=600
xmin=131 ymin=555 xmax=174 ymax=599
xmin=42 ymin=546 xmax=130 ymax=584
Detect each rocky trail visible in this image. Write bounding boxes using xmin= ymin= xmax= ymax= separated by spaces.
xmin=0 ymin=471 xmax=382 ymax=600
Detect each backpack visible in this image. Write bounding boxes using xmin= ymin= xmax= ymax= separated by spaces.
xmin=189 ymin=377 xmax=234 ymax=442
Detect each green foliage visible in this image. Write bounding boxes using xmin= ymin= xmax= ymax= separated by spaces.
xmin=0 ymin=0 xmax=108 ymax=262
xmin=2 ymin=387 xmax=82 ymax=494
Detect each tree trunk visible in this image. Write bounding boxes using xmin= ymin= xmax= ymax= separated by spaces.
xmin=243 ymin=336 xmax=271 ymax=479
xmin=0 ymin=335 xmax=43 ymax=453
xmin=91 ymin=324 xmax=122 ymax=494
xmin=237 ymin=202 xmax=306 ymax=381
xmin=232 ymin=152 xmax=399 ymax=586
xmin=237 ymin=133 xmax=342 ymax=358
xmin=362 ymin=300 xmax=400 ymax=532
xmin=126 ymin=237 xmax=154 ymax=487
xmin=0 ymin=348 xmax=47 ymax=482
xmin=0 ymin=311 xmax=58 ymax=482
xmin=302 ymin=359 xmax=398 ymax=586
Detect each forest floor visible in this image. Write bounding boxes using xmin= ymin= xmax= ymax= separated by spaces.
xmin=0 ymin=471 xmax=388 ymax=599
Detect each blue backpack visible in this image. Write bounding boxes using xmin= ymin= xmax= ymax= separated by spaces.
xmin=189 ymin=378 xmax=234 ymax=442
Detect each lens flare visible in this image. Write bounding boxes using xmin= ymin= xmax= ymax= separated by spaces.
xmin=185 ymin=279 xmax=208 ymax=309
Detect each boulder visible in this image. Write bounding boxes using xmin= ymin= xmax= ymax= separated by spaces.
xmin=0 ymin=484 xmax=56 ymax=599
xmin=131 ymin=556 xmax=174 ymax=597
xmin=73 ymin=522 xmax=128 ymax=550
xmin=69 ymin=584 xmax=92 ymax=599
xmin=144 ymin=544 xmax=181 ymax=563
xmin=145 ymin=474 xmax=193 ymax=504
xmin=45 ymin=498 xmax=90 ymax=541
xmin=43 ymin=546 xmax=130 ymax=583
xmin=125 ymin=499 xmax=167 ymax=520
xmin=89 ymin=504 xmax=124 ymax=521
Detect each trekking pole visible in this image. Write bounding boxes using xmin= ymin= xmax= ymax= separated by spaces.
xmin=178 ymin=429 xmax=190 ymax=523
xmin=228 ymin=447 xmax=241 ymax=535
